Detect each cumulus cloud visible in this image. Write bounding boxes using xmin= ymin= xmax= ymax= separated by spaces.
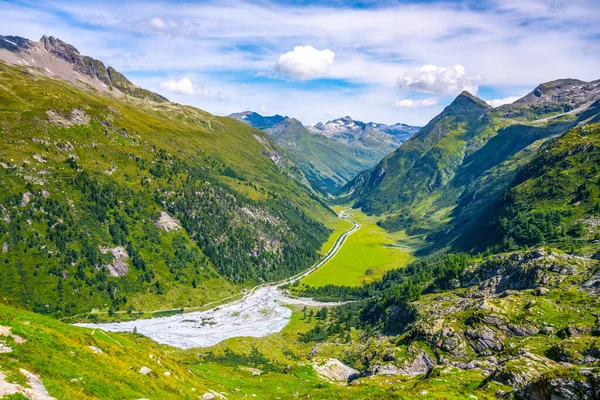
xmin=150 ymin=17 xmax=167 ymax=31
xmin=393 ymin=97 xmax=438 ymax=108
xmin=159 ymin=77 xmax=226 ymax=100
xmin=398 ymin=64 xmax=484 ymax=95
xmin=274 ymin=45 xmax=335 ymax=80
xmin=485 ymin=95 xmax=522 ymax=107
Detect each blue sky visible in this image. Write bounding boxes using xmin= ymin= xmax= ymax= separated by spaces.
xmin=2 ymin=0 xmax=599 ymax=125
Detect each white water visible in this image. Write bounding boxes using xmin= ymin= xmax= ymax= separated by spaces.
xmin=77 ymin=287 xmax=291 ymax=349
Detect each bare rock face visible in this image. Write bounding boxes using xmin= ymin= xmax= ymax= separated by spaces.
xmin=99 ymin=246 xmax=129 ymax=277
xmin=153 ymin=211 xmax=182 ymax=232
xmin=314 ymin=358 xmax=360 ymax=382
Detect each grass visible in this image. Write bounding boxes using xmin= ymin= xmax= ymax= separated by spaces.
xmin=302 ymin=207 xmax=420 ymax=287
xmin=319 ymin=214 xmax=353 ymax=255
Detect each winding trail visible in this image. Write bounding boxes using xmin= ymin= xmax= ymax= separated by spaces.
xmin=76 ymin=211 xmax=361 ymax=349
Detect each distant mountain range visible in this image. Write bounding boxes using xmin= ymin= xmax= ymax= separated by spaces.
xmin=229 ymin=111 xmax=420 ymax=194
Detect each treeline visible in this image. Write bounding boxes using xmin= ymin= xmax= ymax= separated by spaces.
xmin=297 ymin=254 xmax=473 ymax=341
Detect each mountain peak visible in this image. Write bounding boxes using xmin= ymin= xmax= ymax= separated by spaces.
xmin=514 ymin=78 xmax=600 ymax=105
xmin=444 ymin=91 xmax=491 ymax=114
xmin=228 ymin=111 xmax=286 ymax=130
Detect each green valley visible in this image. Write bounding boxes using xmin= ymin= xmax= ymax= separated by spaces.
xmin=0 ymin=8 xmax=600 ymax=399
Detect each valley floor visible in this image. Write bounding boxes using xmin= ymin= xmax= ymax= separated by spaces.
xmin=301 ymin=207 xmax=419 ymax=287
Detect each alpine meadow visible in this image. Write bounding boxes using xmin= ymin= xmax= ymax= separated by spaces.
xmin=0 ymin=1 xmax=600 ymax=399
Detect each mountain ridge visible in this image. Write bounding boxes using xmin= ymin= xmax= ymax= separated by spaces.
xmin=229 ymin=111 xmax=420 ymax=194
xmin=344 ymin=79 xmax=600 ymax=254
xmin=0 ymin=34 xmax=167 ymax=102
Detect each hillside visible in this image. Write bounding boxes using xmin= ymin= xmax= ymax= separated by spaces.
xmin=344 ymin=80 xmax=600 ymax=253
xmin=230 ymin=112 xmax=419 ymax=194
xmin=0 ymin=36 xmax=334 ymax=318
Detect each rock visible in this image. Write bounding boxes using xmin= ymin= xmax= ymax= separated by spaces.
xmin=200 ymin=394 xmax=215 ymax=400
xmin=540 ymin=327 xmax=554 ymax=336
xmin=511 ymin=373 xmax=600 ymax=400
xmin=593 ymin=252 xmax=600 ymax=261
xmin=383 ymin=349 xmax=396 ymax=362
xmin=431 ymin=326 xmax=468 ymax=358
xmin=240 ymin=367 xmax=262 ymax=376
xmin=314 ymin=358 xmax=360 ymax=382
xmin=153 ymin=211 xmax=182 ymax=232
xmin=139 ymin=366 xmax=152 ymax=375
xmin=535 ymin=287 xmax=550 ymax=296
xmin=99 ymin=246 xmax=129 ymax=277
xmin=557 ymin=326 xmax=591 ymax=339
xmin=465 ymin=326 xmax=504 ymax=353
xmin=530 ymin=248 xmax=546 ymax=259
xmin=87 ymin=346 xmax=103 ymax=354
xmin=45 ymin=109 xmax=90 ymax=127
xmin=20 ymin=192 xmax=32 ymax=207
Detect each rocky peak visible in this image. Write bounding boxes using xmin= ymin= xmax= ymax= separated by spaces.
xmin=39 ymin=35 xmax=81 ymax=64
xmin=515 ymin=78 xmax=600 ymax=106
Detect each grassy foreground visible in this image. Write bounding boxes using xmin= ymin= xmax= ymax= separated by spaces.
xmin=0 ymin=302 xmax=502 ymax=399
xmin=302 ymin=207 xmax=419 ymax=287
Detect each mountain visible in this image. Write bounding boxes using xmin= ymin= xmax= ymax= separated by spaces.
xmin=228 ymin=111 xmax=286 ymax=130
xmin=344 ymin=80 xmax=600 ymax=253
xmin=366 ymin=121 xmax=419 ymax=142
xmin=230 ymin=112 xmax=420 ymax=194
xmin=0 ymin=35 xmax=333 ymax=318
xmin=0 ymin=35 xmax=167 ymax=102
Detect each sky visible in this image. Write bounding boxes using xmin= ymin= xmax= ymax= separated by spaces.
xmin=1 ymin=0 xmax=600 ymax=126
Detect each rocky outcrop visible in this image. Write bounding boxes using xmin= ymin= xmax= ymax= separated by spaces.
xmin=370 ymin=351 xmax=436 ymax=377
xmin=314 ymin=358 xmax=360 ymax=382
xmin=465 ymin=326 xmax=504 ymax=354
xmin=431 ymin=326 xmax=468 ymax=358
xmin=153 ymin=211 xmax=182 ymax=232
xmin=510 ymin=373 xmax=600 ymax=400
xmin=99 ymin=246 xmax=129 ymax=277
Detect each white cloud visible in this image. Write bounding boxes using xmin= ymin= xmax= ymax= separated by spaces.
xmin=150 ymin=17 xmax=167 ymax=31
xmin=485 ymin=95 xmax=523 ymax=107
xmin=159 ymin=77 xmax=226 ymax=100
xmin=393 ymin=98 xmax=438 ymax=108
xmin=398 ymin=64 xmax=484 ymax=95
xmin=274 ymin=45 xmax=335 ymax=80
xmin=259 ymin=105 xmax=268 ymax=113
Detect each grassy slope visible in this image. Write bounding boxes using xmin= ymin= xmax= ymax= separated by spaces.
xmin=0 ymin=61 xmax=332 ymax=317
xmin=347 ymin=90 xmax=600 ymax=255
xmin=302 ymin=208 xmax=419 ymax=287
xmin=459 ymin=120 xmax=600 ymax=252
xmin=0 ymin=303 xmax=501 ymax=400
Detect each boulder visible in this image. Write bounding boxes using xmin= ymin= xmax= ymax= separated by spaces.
xmin=371 ymin=351 xmax=436 ymax=377
xmin=314 ymin=358 xmax=360 ymax=382
xmin=139 ymin=366 xmax=152 ymax=375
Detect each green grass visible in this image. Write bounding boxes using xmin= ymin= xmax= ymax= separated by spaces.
xmin=302 ymin=207 xmax=419 ymax=287
xmin=319 ymin=214 xmax=353 ymax=255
